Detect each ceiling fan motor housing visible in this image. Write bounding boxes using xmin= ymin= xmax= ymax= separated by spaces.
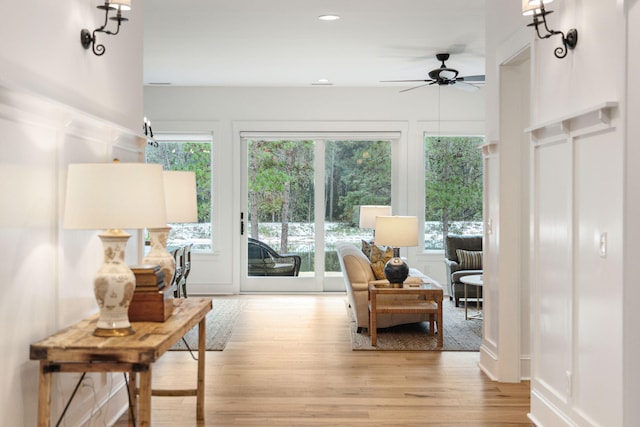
xmin=381 ymin=52 xmax=485 ymax=92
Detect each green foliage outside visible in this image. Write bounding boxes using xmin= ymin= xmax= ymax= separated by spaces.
xmin=424 ymin=136 xmax=484 ymax=248
xmin=325 ymin=140 xmax=392 ymax=225
xmin=248 ymin=138 xmax=392 ymax=266
xmin=146 ymin=141 xmax=212 ymax=224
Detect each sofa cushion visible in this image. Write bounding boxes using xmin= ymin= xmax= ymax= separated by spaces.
xmin=445 ymin=234 xmax=483 ymax=262
xmin=369 ymin=244 xmax=394 ymax=280
xmin=456 ymin=249 xmax=483 ymax=270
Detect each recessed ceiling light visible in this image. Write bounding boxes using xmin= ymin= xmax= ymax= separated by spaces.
xmin=312 ymin=79 xmax=333 ymax=86
xmin=318 ymin=15 xmax=340 ymax=21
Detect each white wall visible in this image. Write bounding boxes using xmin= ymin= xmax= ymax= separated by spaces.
xmin=486 ymin=0 xmax=636 ymax=425
xmin=0 ymin=1 xmax=145 ymax=425
xmin=624 ymin=2 xmax=640 ymax=425
xmin=0 ymin=1 xmax=143 ymax=130
xmin=144 ymin=85 xmax=485 ymax=294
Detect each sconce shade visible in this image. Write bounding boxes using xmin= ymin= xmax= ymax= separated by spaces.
xmin=109 ymin=0 xmax=131 ymax=10
xmin=64 ymin=163 xmax=167 ymax=230
xmin=522 ymin=0 xmax=553 ymax=15
xmin=359 ymin=205 xmax=392 ymax=229
xmin=374 ymin=216 xmax=419 ymax=248
xmin=163 ymin=171 xmax=198 ymax=223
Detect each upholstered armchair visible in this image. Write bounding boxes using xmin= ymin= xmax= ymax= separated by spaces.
xmin=444 ymin=235 xmax=483 ymax=307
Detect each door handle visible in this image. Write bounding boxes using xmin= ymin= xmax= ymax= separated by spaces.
xmin=240 ymin=212 xmax=244 ymax=235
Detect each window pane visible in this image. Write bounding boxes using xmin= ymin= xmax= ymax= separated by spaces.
xmin=424 ymin=135 xmax=483 ymax=250
xmin=146 ymin=138 xmax=213 ymax=252
xmin=324 ymin=140 xmax=392 ymax=272
xmin=246 ymin=140 xmax=315 ymax=275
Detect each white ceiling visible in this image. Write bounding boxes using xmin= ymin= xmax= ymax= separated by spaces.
xmin=143 ymin=0 xmax=486 ymax=88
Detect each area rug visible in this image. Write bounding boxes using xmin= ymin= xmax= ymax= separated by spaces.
xmin=170 ymin=297 xmax=246 ymax=351
xmin=348 ymin=299 xmax=482 ymax=351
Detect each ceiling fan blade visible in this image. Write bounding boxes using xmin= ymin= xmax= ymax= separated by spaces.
xmin=459 ymin=74 xmax=485 ymax=82
xmin=399 ymin=82 xmax=434 ymax=93
xmin=381 ymin=79 xmax=431 ymax=83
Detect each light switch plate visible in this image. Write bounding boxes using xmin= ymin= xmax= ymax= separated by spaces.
xmin=599 ymin=232 xmax=607 ymax=258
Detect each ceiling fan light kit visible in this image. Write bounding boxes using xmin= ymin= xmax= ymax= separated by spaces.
xmin=522 ymin=0 xmax=578 ymax=59
xmin=381 ymin=53 xmax=486 ymax=93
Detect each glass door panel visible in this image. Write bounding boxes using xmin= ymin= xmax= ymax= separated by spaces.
xmin=323 ymin=140 xmax=392 ymax=275
xmin=242 ymin=139 xmax=316 ymax=291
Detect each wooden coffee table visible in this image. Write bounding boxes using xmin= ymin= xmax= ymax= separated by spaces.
xmin=368 ymin=282 xmax=443 ymax=347
xmin=460 ymin=274 xmax=483 ymax=320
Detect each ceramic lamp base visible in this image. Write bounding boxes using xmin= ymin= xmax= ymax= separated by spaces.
xmin=94 ymin=230 xmax=136 ymax=337
xmin=143 ymin=226 xmax=175 ymax=287
xmin=384 ymin=247 xmax=409 ymax=287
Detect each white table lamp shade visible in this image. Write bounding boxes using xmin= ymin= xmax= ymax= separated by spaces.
xmin=163 ymin=170 xmax=198 ymax=223
xmin=374 ymin=216 xmax=419 ymax=247
xmin=64 ymin=163 xmax=167 ymax=230
xmin=359 ymin=205 xmax=392 ymax=229
xmin=63 ymin=162 xmax=166 ymax=337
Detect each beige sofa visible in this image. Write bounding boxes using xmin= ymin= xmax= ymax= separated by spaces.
xmin=336 ymin=241 xmax=441 ymax=332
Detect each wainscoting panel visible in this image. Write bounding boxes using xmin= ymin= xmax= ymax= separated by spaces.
xmin=529 ymin=103 xmax=621 ymax=426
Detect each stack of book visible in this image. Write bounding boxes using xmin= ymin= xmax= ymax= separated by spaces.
xmin=127 ymin=264 xmax=174 ymax=322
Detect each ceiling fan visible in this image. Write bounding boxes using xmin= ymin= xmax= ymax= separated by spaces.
xmin=382 ymin=53 xmax=485 ymax=92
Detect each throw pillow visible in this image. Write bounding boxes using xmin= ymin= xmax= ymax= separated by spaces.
xmin=370 ymin=244 xmax=394 ymax=280
xmin=361 ymin=240 xmax=373 ymax=259
xmin=456 ymin=249 xmax=483 ymax=270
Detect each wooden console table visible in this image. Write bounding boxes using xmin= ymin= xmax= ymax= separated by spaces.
xmin=30 ymin=297 xmax=212 ymax=427
xmin=368 ymin=282 xmax=443 ymax=347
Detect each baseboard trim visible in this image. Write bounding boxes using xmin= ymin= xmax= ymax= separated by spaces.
xmin=530 ymin=388 xmax=579 ymax=427
xmin=479 ymin=343 xmax=499 ymax=380
xmin=479 ymin=344 xmax=531 ymax=382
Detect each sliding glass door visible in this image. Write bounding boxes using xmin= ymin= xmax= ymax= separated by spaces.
xmin=240 ymin=134 xmax=394 ymax=292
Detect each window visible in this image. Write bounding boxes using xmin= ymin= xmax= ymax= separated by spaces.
xmin=424 ymin=135 xmax=483 ymax=250
xmin=145 ymin=134 xmax=213 ymax=252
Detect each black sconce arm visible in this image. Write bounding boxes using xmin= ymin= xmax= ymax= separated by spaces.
xmin=527 ymin=7 xmax=578 ymax=59
xmin=80 ymin=2 xmax=129 ymax=57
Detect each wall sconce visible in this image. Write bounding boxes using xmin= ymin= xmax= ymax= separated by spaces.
xmin=144 ymin=117 xmax=158 ymax=147
xmin=81 ymin=0 xmax=131 ymax=56
xmin=522 ymin=0 xmax=578 ymax=59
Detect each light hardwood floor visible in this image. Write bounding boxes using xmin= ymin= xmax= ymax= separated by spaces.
xmin=115 ymin=294 xmax=533 ymax=426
